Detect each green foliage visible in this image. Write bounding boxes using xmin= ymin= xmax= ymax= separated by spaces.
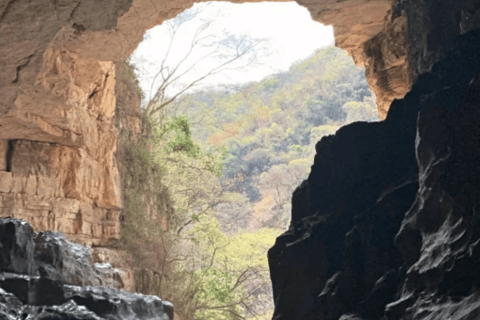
xmin=118 ymin=45 xmax=380 ymax=320
xmin=342 ymin=97 xmax=379 ymax=123
xmin=173 ymin=45 xmax=379 ymax=230
xmin=310 ymin=125 xmax=339 ymax=143
xmin=176 ymin=216 xmax=277 ymax=320
xmin=117 ymin=59 xmax=145 ymax=102
xmin=119 ymin=115 xmax=174 ymax=279
xmin=117 ymin=59 xmax=277 ymax=320
xmin=162 ymin=116 xmax=201 ymax=157
xmin=261 ymin=77 xmax=279 ymax=91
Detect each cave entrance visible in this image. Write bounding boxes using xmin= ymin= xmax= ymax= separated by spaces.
xmin=119 ymin=2 xmax=379 ymax=319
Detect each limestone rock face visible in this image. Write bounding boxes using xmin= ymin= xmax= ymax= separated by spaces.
xmin=0 ymin=47 xmax=120 ymax=245
xmin=0 ymin=140 xmax=120 ymax=246
xmin=268 ymin=29 xmax=480 ymax=320
xmin=370 ymin=0 xmax=480 ymax=118
xmin=0 ymin=0 xmax=129 ymax=244
xmin=363 ymin=11 xmax=409 ymax=119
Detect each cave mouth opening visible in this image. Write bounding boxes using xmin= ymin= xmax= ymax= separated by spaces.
xmin=119 ymin=2 xmax=378 ymax=319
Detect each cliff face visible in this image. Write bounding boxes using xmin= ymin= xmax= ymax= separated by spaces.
xmin=269 ymin=22 xmax=480 ymax=320
xmin=0 ymin=51 xmax=120 ymax=246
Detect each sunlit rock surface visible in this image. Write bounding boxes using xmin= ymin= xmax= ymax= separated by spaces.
xmin=269 ymin=29 xmax=480 ymax=320
xmin=0 ymin=218 xmax=173 ymax=320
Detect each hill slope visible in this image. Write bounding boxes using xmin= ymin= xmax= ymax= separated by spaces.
xmin=174 ymin=45 xmax=379 ymax=231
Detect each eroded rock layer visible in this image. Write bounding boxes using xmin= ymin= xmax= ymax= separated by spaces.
xmin=0 ymin=47 xmax=121 ymax=245
xmin=361 ymin=0 xmax=480 ymax=118
xmin=268 ymin=29 xmax=480 ymax=320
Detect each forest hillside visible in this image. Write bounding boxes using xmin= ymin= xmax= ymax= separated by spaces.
xmin=175 ymin=45 xmax=379 ymax=232
xmin=118 ymin=45 xmax=379 ymax=320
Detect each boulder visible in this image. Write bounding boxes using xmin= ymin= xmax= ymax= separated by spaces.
xmin=0 ymin=217 xmax=173 ymax=320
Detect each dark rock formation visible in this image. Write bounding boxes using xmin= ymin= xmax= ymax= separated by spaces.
xmin=0 ymin=218 xmax=173 ymax=320
xmin=34 ymin=231 xmax=119 ymax=287
xmin=269 ymin=29 xmax=480 ymax=320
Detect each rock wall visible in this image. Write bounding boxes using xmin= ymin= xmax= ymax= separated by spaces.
xmin=268 ymin=23 xmax=480 ymax=320
xmin=361 ymin=0 xmax=480 ymax=118
xmin=0 ymin=48 xmax=120 ymax=246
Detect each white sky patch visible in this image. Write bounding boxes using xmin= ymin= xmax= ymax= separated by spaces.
xmin=131 ymin=1 xmax=334 ymax=101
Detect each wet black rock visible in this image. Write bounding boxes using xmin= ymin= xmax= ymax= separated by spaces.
xmin=65 ymin=286 xmax=174 ymax=320
xmin=269 ymin=29 xmax=480 ymax=320
xmin=0 ymin=218 xmax=36 ymax=276
xmin=34 ymin=231 xmax=118 ymax=287
xmin=0 ymin=218 xmax=173 ymax=320
xmin=268 ymin=81 xmax=419 ymax=320
xmin=0 ymin=218 xmax=128 ymax=289
xmin=0 ymin=284 xmax=104 ymax=320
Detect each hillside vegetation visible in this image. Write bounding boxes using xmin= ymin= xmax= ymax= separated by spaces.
xmin=175 ymin=46 xmax=378 ymax=232
xmin=117 ymin=45 xmax=379 ymax=320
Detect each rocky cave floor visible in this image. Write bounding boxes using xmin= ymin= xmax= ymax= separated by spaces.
xmin=0 ymin=218 xmax=173 ymax=320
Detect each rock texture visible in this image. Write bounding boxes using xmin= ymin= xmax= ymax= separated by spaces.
xmin=361 ymin=0 xmax=480 ymax=118
xmin=0 ymin=0 xmax=125 ymax=245
xmin=0 ymin=217 xmax=173 ymax=320
xmin=268 ymin=29 xmax=480 ymax=320
xmin=1 ymin=218 xmax=129 ymax=290
xmin=298 ymin=0 xmax=401 ymax=117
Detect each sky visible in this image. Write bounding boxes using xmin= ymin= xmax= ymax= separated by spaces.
xmin=131 ymin=1 xmax=334 ymax=101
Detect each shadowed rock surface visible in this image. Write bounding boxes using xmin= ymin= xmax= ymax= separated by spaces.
xmin=0 ymin=218 xmax=173 ymax=320
xmin=268 ymin=29 xmax=480 ymax=320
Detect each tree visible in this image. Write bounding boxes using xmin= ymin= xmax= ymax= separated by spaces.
xmin=133 ymin=3 xmax=272 ymax=120
xmin=122 ymin=28 xmax=379 ymax=320
xmin=164 ymin=216 xmax=278 ymax=320
xmin=118 ymin=60 xmax=276 ymax=319
xmin=252 ymin=163 xmax=307 ymax=229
